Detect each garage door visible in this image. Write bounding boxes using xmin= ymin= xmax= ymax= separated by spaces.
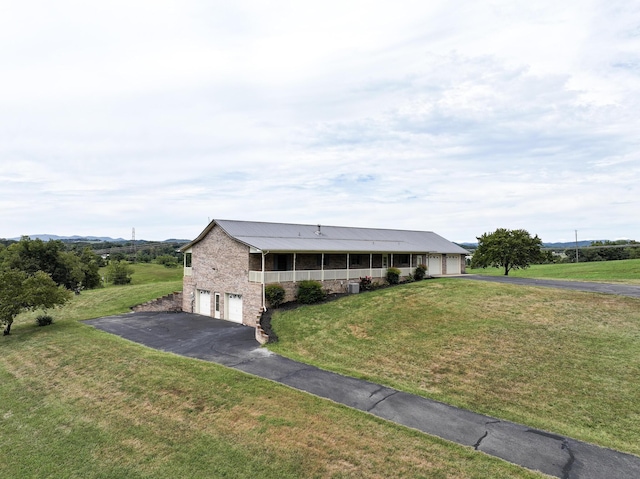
xmin=197 ymin=290 xmax=211 ymax=316
xmin=227 ymin=293 xmax=243 ymax=323
xmin=428 ymin=254 xmax=442 ymax=275
xmin=446 ymin=255 xmax=461 ymax=275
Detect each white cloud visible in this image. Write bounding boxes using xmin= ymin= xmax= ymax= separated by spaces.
xmin=1 ymin=1 xmax=639 ymax=242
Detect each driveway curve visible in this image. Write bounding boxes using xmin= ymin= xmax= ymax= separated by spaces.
xmin=84 ymin=311 xmax=640 ymax=479
xmin=456 ymin=275 xmax=640 ymax=298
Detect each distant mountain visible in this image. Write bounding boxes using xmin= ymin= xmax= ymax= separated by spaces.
xmin=7 ymin=234 xmax=189 ymax=243
xmin=542 ymin=240 xmax=598 ymax=249
xmin=9 ymin=234 xmax=128 ymax=242
xmin=458 ymin=240 xmax=605 ymax=250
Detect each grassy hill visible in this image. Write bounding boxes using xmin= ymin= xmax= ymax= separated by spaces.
xmin=467 ymin=258 xmax=640 ymax=284
xmin=1 ymin=263 xmax=544 ymax=478
xmin=268 ymin=262 xmax=640 ymax=457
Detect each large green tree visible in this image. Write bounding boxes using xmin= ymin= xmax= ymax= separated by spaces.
xmin=0 ymin=237 xmax=101 ymax=290
xmin=1 ymin=270 xmax=72 ymax=335
xmin=471 ymin=228 xmax=544 ymax=275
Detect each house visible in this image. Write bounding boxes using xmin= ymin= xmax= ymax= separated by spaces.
xmin=180 ymin=219 xmax=469 ymax=327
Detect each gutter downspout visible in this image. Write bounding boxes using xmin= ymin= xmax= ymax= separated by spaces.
xmin=261 ymin=251 xmax=269 ymax=313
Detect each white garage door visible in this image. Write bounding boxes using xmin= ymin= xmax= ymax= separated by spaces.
xmin=446 ymin=255 xmax=461 ymax=275
xmin=198 ymin=290 xmax=211 ymax=316
xmin=428 ymin=254 xmax=442 ymax=275
xmin=227 ymin=294 xmax=243 ymax=323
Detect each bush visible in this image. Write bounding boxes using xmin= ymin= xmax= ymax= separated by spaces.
xmin=297 ymin=280 xmax=325 ymax=304
xmin=386 ymin=267 xmax=401 ymax=285
xmin=105 ymin=260 xmax=134 ymax=285
xmin=35 ymin=314 xmax=54 ymax=327
xmin=359 ymin=276 xmax=373 ymax=291
xmin=414 ymin=264 xmax=427 ymax=281
xmin=265 ymin=284 xmax=286 ymax=308
xmin=155 ymin=255 xmax=179 ymax=268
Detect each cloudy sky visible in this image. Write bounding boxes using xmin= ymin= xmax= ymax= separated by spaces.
xmin=1 ymin=1 xmax=639 ymax=243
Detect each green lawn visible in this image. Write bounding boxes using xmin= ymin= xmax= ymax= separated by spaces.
xmin=467 ymin=258 xmax=640 ymax=284
xmin=1 ymin=264 xmax=545 ymax=478
xmin=268 ymin=278 xmax=640 ymax=457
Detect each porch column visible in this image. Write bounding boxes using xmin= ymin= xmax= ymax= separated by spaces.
xmin=321 ymin=253 xmax=325 ymax=281
xmin=261 ymin=252 xmax=266 ymax=311
xmin=346 ymin=253 xmax=350 ymax=281
xmin=369 ymin=253 xmax=373 ymax=277
xmin=293 ymin=253 xmax=297 ymax=282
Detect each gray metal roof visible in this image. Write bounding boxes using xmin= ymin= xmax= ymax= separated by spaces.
xmin=186 ymin=219 xmax=469 ymax=254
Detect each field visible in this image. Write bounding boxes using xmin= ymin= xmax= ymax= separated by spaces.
xmin=268 ymin=262 xmax=640 ymax=457
xmin=1 ymin=263 xmax=544 ymax=478
xmin=466 ymin=258 xmax=640 ymax=284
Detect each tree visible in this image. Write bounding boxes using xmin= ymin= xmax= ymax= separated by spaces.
xmin=1 ymin=270 xmax=72 ymax=335
xmin=0 ymin=237 xmax=103 ymax=290
xmin=105 ymin=260 xmax=134 ymax=285
xmin=471 ymin=228 xmax=544 ymax=276
xmin=78 ymin=247 xmax=102 ymax=289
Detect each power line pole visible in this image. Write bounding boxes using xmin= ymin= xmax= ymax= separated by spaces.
xmin=132 ymin=227 xmax=136 ymax=263
xmin=575 ymin=230 xmax=579 ymax=263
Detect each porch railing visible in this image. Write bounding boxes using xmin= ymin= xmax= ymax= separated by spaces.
xmin=248 ymin=267 xmax=413 ymax=284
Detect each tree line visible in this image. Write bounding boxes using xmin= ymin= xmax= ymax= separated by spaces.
xmin=559 ymin=240 xmax=640 ymax=263
xmin=0 ymin=237 xmax=173 ymax=336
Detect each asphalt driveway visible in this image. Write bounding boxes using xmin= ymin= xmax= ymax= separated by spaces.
xmin=85 ymin=310 xmax=640 ymax=479
xmin=456 ymin=275 xmax=640 ymax=298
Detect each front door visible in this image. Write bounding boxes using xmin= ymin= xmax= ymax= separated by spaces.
xmin=214 ymin=293 xmax=221 ymax=319
xmin=382 ymin=254 xmax=389 ymax=269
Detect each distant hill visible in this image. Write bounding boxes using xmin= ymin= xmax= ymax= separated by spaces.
xmin=17 ymin=234 xmax=128 ymax=242
xmin=458 ymin=240 xmax=603 ymax=250
xmin=7 ymin=234 xmax=189 ymax=243
xmin=542 ymin=241 xmax=598 ymax=249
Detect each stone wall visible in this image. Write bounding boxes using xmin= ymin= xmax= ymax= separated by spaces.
xmin=132 ymin=292 xmax=183 ymax=312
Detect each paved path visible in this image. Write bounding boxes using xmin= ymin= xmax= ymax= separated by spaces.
xmin=456 ymin=275 xmax=640 ymax=298
xmin=85 ymin=311 xmax=640 ymax=479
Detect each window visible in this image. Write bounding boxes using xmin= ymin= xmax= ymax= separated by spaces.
xmin=185 ymin=253 xmax=192 ymax=267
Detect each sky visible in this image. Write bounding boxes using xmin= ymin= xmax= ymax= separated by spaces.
xmin=1 ymin=1 xmax=639 ymax=243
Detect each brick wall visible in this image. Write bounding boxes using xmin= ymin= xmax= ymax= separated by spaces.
xmin=182 ymin=224 xmax=263 ymax=327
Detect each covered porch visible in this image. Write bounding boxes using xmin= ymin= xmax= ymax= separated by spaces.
xmin=248 ymin=251 xmax=429 ymax=284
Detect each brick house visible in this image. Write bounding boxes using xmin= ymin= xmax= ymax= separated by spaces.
xmin=180 ymin=219 xmax=469 ymax=327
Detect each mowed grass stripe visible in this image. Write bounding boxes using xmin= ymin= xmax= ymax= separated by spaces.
xmin=268 ymin=278 xmax=640 ymax=456
xmin=1 ymin=264 xmax=545 ymax=478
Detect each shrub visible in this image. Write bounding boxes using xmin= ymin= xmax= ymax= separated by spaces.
xmin=155 ymin=255 xmax=179 ymax=268
xmin=35 ymin=314 xmax=54 ymax=327
xmin=105 ymin=260 xmax=134 ymax=285
xmin=297 ymin=280 xmax=325 ymax=304
xmin=265 ymin=284 xmax=286 ymax=308
xmin=414 ymin=264 xmax=427 ymax=281
xmin=359 ymin=276 xmax=373 ymax=291
xmin=386 ymin=267 xmax=401 ymax=285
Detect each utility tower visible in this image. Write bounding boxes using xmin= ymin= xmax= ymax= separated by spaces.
xmin=132 ymin=227 xmax=136 ymax=262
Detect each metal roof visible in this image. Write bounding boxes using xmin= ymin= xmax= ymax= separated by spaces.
xmin=184 ymin=219 xmax=469 ymax=254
